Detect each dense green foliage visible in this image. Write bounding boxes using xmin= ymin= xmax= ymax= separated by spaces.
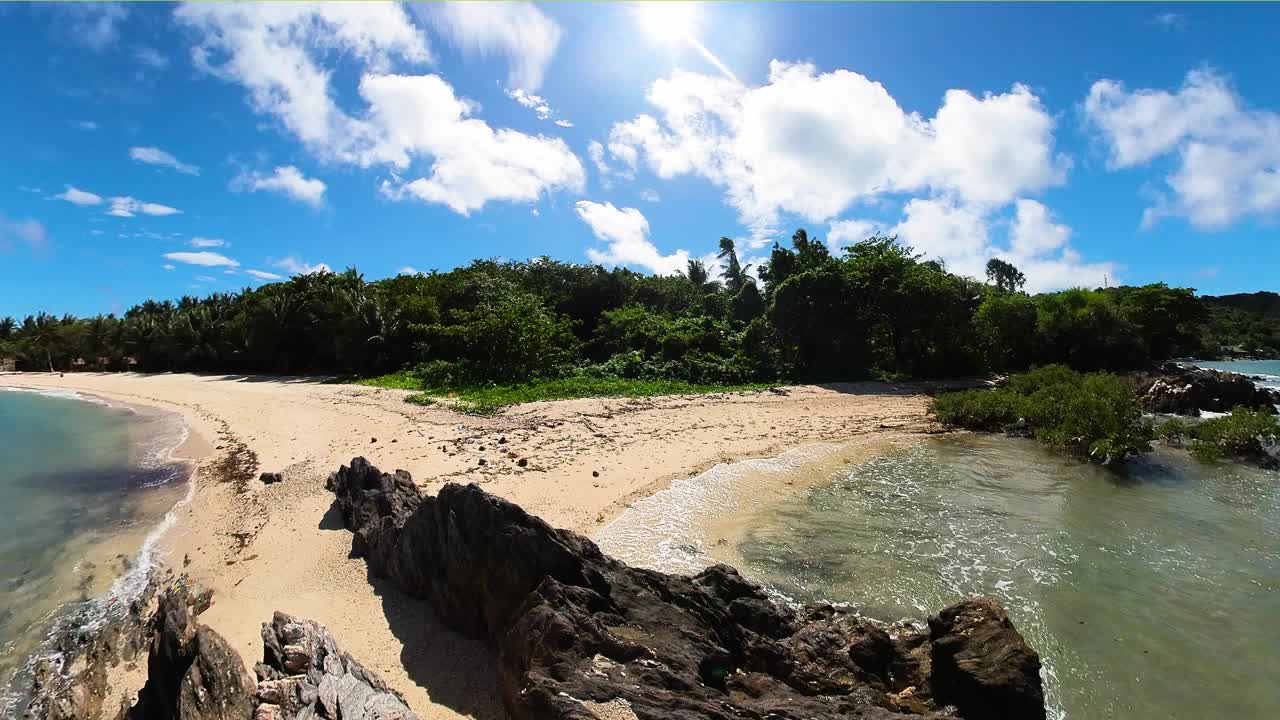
xmin=933 ymin=365 xmax=1155 ymax=464
xmin=1 ymin=232 xmax=1274 ymax=393
xmin=1184 ymin=409 xmax=1279 ymax=462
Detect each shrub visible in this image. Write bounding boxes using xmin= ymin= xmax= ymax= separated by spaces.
xmin=1155 ymin=417 xmax=1192 ymax=445
xmin=1188 ymin=407 xmax=1280 ymax=462
xmin=931 ymin=365 xmax=1153 ymax=464
xmin=932 ymin=388 xmax=1021 ymax=431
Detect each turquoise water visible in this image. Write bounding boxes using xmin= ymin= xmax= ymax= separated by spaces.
xmin=1193 ymin=358 xmax=1280 ymax=390
xmin=600 ymin=435 xmax=1280 ymax=720
xmin=0 ymin=389 xmax=191 ymax=716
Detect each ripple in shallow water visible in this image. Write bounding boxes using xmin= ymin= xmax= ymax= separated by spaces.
xmin=600 ymin=434 xmax=1280 ymax=720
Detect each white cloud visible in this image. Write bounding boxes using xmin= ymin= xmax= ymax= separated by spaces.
xmin=133 ymin=46 xmax=168 ymax=68
xmin=273 ymin=256 xmax=331 ymax=276
xmin=0 ymin=216 xmax=50 ymax=255
xmin=640 ymin=188 xmax=661 ymax=203
xmin=162 ymin=264 xmax=175 ymax=270
xmin=554 ymin=119 xmax=574 ymax=128
xmin=129 ymin=146 xmax=200 ymax=175
xmin=827 ymin=219 xmax=882 ymax=249
xmin=419 ymin=1 xmax=561 ymax=91
xmin=367 ymin=74 xmax=584 ymax=214
xmin=1085 ymin=69 xmax=1280 ymax=229
xmin=246 ymin=269 xmax=284 ymax=281
xmin=176 ymin=2 xmax=431 ymax=161
xmin=530 ymin=208 xmax=540 ymax=216
xmin=18 ymin=186 xmax=43 ymax=193
xmin=234 ymin=166 xmax=327 ymax=207
xmin=605 ymin=61 xmax=1067 ymax=239
xmin=56 ymin=185 xmax=104 ymax=206
xmin=397 ymin=266 xmax=419 ymax=275
xmin=194 ymin=275 xmax=217 ymax=283
xmin=75 ymin=120 xmax=99 ymax=131
xmin=887 ymin=197 xmax=1116 ymax=293
xmin=90 ymin=229 xmax=104 ymax=236
xmin=575 ymin=200 xmax=691 ymax=275
xmin=107 ymin=197 xmax=181 ymax=218
xmin=223 ymin=269 xmax=238 ymax=275
xmin=506 ymin=88 xmax=552 ymax=119
xmin=163 ymin=251 xmax=239 ymax=268
xmin=179 ymin=4 xmax=582 ymax=216
xmin=189 ymin=237 xmax=226 ymax=248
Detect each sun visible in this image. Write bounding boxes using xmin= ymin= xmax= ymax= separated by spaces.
xmin=636 ymin=1 xmax=700 ymax=44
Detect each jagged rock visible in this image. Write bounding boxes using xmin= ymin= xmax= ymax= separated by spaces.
xmin=130 ymin=580 xmax=254 ymax=720
xmin=22 ymin=574 xmax=158 ymax=720
xmin=1134 ymin=364 xmax=1279 ymax=415
xmin=254 ymin=612 xmax=414 ymax=720
xmin=929 ymin=598 xmax=1044 ymax=720
xmin=116 ymin=578 xmax=411 ymax=720
xmin=327 ymin=457 xmax=1046 ymax=720
xmin=259 ymin=473 xmax=283 ymax=485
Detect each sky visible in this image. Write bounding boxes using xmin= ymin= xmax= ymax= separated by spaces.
xmin=2 ymin=2 xmax=1279 ymax=318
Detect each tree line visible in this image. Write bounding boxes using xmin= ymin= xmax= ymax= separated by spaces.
xmin=1 ymin=231 xmax=1276 ymax=384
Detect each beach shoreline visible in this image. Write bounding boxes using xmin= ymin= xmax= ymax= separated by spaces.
xmin=2 ymin=371 xmax=939 ymax=719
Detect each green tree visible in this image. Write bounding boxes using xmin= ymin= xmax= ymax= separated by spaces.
xmin=985 ymin=258 xmax=1026 ymax=292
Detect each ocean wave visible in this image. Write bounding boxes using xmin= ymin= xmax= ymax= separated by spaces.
xmin=595 ymin=443 xmax=845 ymax=577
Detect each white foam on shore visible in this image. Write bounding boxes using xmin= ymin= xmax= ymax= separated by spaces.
xmin=595 ymin=443 xmax=846 ymax=576
xmin=0 ymin=390 xmax=197 ymax=719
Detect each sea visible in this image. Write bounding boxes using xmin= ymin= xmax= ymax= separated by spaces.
xmin=598 ymin=359 xmax=1280 ymax=720
xmin=0 ymin=387 xmax=193 ymax=719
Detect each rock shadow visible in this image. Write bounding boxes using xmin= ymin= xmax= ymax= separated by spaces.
xmin=365 ymin=568 xmax=508 ymax=719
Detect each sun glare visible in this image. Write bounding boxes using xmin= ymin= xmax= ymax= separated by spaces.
xmin=636 ymin=1 xmax=699 ymax=44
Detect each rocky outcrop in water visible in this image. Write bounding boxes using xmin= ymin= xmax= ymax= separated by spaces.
xmin=20 ymin=575 xmax=159 ymax=720
xmin=326 ymin=456 xmax=1046 ymax=720
xmin=21 ymin=576 xmax=415 ymax=720
xmin=1134 ymin=364 xmax=1279 ymax=415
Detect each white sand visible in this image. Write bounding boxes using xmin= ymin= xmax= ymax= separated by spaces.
xmin=3 ymin=372 xmax=937 ymax=719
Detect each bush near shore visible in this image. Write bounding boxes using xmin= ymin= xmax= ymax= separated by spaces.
xmin=1158 ymin=409 xmax=1280 ymax=465
xmin=932 ymin=365 xmax=1155 ymax=464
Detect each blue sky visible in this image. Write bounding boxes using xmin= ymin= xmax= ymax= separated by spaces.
xmin=2 ymin=2 xmax=1278 ymax=318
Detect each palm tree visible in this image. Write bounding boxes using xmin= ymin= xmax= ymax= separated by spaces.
xmin=0 ymin=317 xmax=15 ymax=340
xmin=717 ymin=237 xmax=753 ymax=294
xmin=683 ymin=259 xmax=713 ymax=292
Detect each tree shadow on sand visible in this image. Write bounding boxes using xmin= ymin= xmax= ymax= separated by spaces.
xmin=318 ymin=500 xmax=507 ymax=719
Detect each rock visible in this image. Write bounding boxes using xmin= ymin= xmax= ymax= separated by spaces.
xmin=1133 ymin=364 xmax=1279 ymax=415
xmin=477 ymin=458 xmax=486 ymax=466
xmin=109 ymin=578 xmax=413 ymax=720
xmin=255 ymin=612 xmax=415 ymax=720
xmin=326 ymin=457 xmax=1046 ymax=720
xmin=517 ymin=458 xmax=528 ymax=467
xmin=259 ymin=473 xmax=283 ymax=485
xmin=497 ymin=436 xmax=507 ymax=445
xmin=929 ymin=597 xmax=1045 ymax=720
xmin=591 ymin=470 xmax=599 ymax=478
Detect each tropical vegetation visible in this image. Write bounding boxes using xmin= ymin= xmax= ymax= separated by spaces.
xmin=1 ymin=231 xmax=1276 ymax=404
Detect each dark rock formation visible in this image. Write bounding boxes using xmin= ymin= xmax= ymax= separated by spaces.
xmin=258 ymin=473 xmax=283 ymax=485
xmin=327 ymin=457 xmax=1046 ymax=720
xmin=1134 ymin=364 xmax=1279 ymax=415
xmin=129 ymin=580 xmax=255 ymax=720
xmin=21 ymin=574 xmax=159 ymax=720
xmin=75 ymin=578 xmax=415 ymax=720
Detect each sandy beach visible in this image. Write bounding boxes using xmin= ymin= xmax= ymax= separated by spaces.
xmin=3 ymin=372 xmax=937 ymax=719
